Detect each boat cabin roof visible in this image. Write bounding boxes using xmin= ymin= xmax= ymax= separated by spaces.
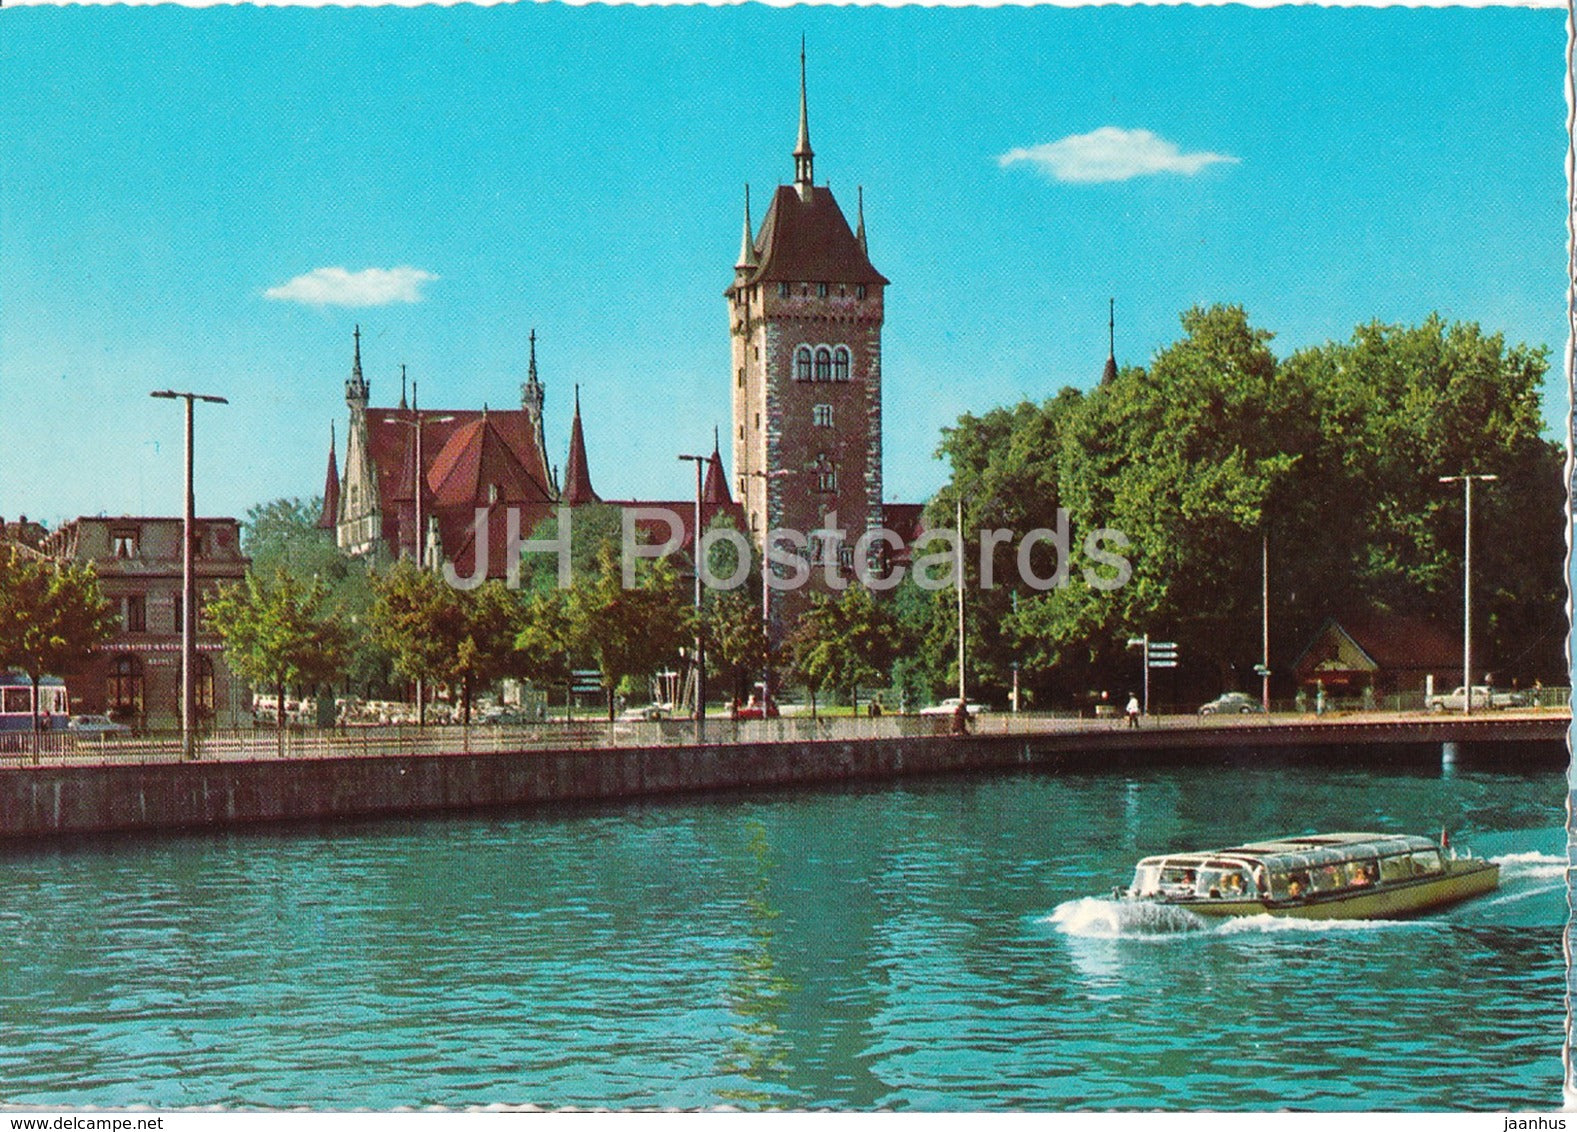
xmin=1136 ymin=832 xmax=1439 ymax=873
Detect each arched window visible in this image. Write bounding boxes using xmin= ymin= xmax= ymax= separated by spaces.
xmin=814 ymin=347 xmax=832 ymax=382
xmin=796 ymin=347 xmax=813 ymax=382
xmin=106 ymin=655 xmax=144 ymax=721
xmin=833 ymin=347 xmax=851 ymax=382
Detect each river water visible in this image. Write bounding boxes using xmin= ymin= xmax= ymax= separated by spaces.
xmin=0 ymin=756 xmax=1566 ymax=1111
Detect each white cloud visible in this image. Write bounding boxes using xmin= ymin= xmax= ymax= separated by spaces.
xmin=264 ymin=266 xmax=438 ymax=306
xmin=998 ymin=127 xmax=1238 ymax=184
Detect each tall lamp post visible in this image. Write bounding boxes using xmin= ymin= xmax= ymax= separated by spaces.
xmin=150 ymin=389 xmax=228 ymax=761
xmin=678 ymin=453 xmax=708 ymax=726
xmin=1439 ymin=473 xmax=1497 ymax=716
xmin=393 ymin=406 xmax=453 ymax=725
xmin=747 ymin=468 xmax=792 ymax=712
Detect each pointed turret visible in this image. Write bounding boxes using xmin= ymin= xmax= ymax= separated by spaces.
xmin=736 ymin=185 xmax=758 ymax=271
xmin=317 ymin=422 xmax=340 ymax=530
xmin=794 ymin=39 xmax=815 ymax=199
xmin=399 ymin=364 xmax=409 ymax=411
xmin=856 ymin=185 xmax=868 ymax=257
xmin=345 ymin=325 xmax=369 ymax=408
xmin=703 ymin=425 xmax=732 ymax=505
xmin=519 ymin=329 xmax=554 ymax=496
xmin=562 ymin=385 xmax=599 ymax=505
xmin=1101 ymin=298 xmax=1118 ymax=385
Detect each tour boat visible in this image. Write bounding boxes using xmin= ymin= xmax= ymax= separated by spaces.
xmin=1120 ymin=832 xmax=1498 ymax=920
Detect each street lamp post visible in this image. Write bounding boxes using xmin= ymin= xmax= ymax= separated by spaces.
xmin=747 ymin=468 xmax=792 ymax=713
xmin=1439 ymin=473 xmax=1497 ymax=716
xmin=678 ymin=454 xmax=708 ymax=727
xmin=392 ymin=406 xmax=453 ymax=725
xmin=150 ymin=390 xmax=228 ymax=761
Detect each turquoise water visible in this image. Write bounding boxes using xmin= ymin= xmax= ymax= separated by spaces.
xmin=0 ymin=758 xmax=1565 ymax=1110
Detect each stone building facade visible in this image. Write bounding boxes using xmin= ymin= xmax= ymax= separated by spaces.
xmin=38 ymin=516 xmax=251 ymax=730
xmin=727 ymin=50 xmax=888 ymax=582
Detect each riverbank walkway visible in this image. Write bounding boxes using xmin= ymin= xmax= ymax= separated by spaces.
xmin=4 ymin=709 xmax=1567 ymax=768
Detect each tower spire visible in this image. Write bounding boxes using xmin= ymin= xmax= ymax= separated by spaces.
xmin=1101 ymin=297 xmax=1118 ymax=386
xmin=563 ymin=383 xmax=599 ymax=505
xmin=345 ymin=324 xmax=369 ymax=407
xmin=856 ymin=185 xmax=868 ymax=256
xmin=736 ymin=184 xmax=758 ymax=270
xmin=317 ymin=421 xmax=341 ymax=531
xmin=794 ymin=38 xmax=814 ymax=198
xmin=399 ymin=363 xmax=408 ymax=411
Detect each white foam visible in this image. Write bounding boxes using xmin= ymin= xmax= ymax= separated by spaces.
xmin=1046 ymin=897 xmax=1208 ymax=938
xmin=1489 ymin=851 xmax=1568 ymax=880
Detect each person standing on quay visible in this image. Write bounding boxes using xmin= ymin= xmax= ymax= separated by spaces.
xmin=1126 ymin=694 xmax=1141 ymax=729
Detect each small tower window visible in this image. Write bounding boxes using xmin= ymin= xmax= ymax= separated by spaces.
xmin=737 ymin=367 xmax=745 ymax=388
xmin=796 ymin=347 xmax=813 ymax=382
xmin=814 ymin=348 xmax=832 ymax=382
xmin=778 ymin=283 xmax=790 ymax=298
xmin=817 ymin=283 xmax=829 ymax=298
xmin=856 ymin=284 xmax=868 ymax=300
xmin=813 ymin=404 xmax=833 ymax=428
xmin=111 ymin=528 xmax=138 ymax=559
xmin=815 ymin=454 xmax=837 ymax=494
xmin=833 ymin=347 xmax=851 ymax=382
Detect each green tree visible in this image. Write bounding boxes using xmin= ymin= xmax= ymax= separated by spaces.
xmin=0 ymin=548 xmax=115 ymax=742
xmin=565 ymin=544 xmax=691 ymax=719
xmin=241 ymin=496 xmax=391 ymax=697
xmin=368 ymin=560 xmax=524 ymax=725
xmin=207 ymin=567 xmax=351 ymax=745
xmin=783 ymin=585 xmax=902 ymax=715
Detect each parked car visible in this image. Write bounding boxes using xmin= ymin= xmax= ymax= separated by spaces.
xmin=67 ymin=714 xmax=131 ymax=735
xmin=918 ymin=697 xmax=985 ymax=717
xmin=1198 ymin=692 xmax=1265 ymax=716
xmin=1425 ymin=686 xmax=1525 ymax=712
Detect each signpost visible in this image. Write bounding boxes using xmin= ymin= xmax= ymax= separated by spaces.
xmin=1127 ymin=635 xmax=1181 ymax=715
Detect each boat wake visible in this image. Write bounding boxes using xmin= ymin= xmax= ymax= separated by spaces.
xmin=1045 ymin=897 xmax=1208 ymax=938
xmin=1488 ymin=851 xmax=1566 ymax=882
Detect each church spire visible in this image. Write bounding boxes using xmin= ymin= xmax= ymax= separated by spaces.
xmin=736 ymin=185 xmax=758 ymax=270
xmin=345 ymin=325 xmax=369 ymax=408
xmin=1101 ymin=298 xmax=1118 ymax=386
xmin=563 ymin=384 xmax=599 ymax=505
xmin=399 ymin=364 xmax=408 ymax=410
xmin=794 ymin=39 xmax=814 ymax=199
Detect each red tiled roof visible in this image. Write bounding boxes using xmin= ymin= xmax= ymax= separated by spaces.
xmin=1294 ymin=613 xmax=1460 ymax=675
xmin=741 ymin=185 xmax=888 ymax=287
xmin=364 ymin=408 xmax=553 ymax=556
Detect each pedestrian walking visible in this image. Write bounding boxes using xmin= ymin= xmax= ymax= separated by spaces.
xmin=1125 ymin=693 xmax=1141 ymax=729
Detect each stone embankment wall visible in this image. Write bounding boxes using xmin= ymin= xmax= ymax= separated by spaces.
xmin=0 ymin=721 xmax=1563 ymax=841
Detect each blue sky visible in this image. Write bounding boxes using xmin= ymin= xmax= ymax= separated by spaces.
xmin=0 ymin=3 xmax=1566 ymax=530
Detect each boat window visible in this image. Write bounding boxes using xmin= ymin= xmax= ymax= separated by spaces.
xmin=1346 ymin=860 xmax=1379 ymax=888
xmin=1194 ymin=867 xmax=1252 ymax=898
xmin=1131 ymin=865 xmax=1162 ymax=895
xmin=1409 ymin=850 xmax=1444 ymax=876
xmin=1379 ymin=855 xmax=1412 ymax=883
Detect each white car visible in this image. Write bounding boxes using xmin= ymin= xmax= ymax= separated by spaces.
xmin=919 ymin=697 xmax=985 ymax=717
xmin=1425 ymin=686 xmax=1525 ymax=712
xmin=67 ymin=714 xmax=131 ymax=734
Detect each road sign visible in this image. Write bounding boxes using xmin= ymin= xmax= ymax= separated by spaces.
xmin=1147 ymin=660 xmax=1178 ymax=669
xmin=571 ymin=669 xmax=603 ymax=693
xmin=1148 ymin=641 xmax=1179 ymax=669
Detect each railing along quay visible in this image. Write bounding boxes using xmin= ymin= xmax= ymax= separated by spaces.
xmin=0 ymin=708 xmax=1566 ymax=769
